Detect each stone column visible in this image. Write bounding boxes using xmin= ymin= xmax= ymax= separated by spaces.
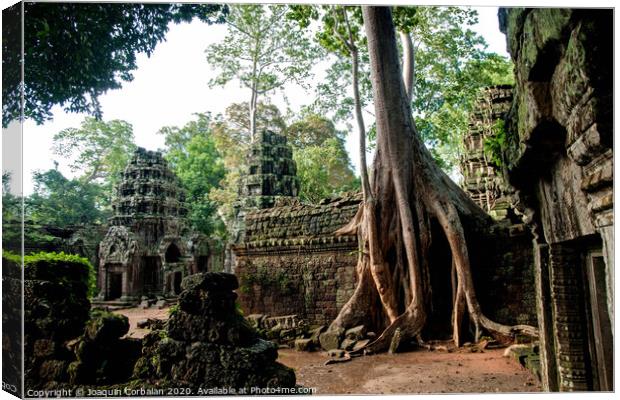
xmin=532 ymin=241 xmax=558 ymax=391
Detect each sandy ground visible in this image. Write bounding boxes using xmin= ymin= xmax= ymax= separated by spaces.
xmin=277 ymin=347 xmax=541 ymax=395
xmin=113 ymin=307 xmax=541 ymax=395
xmin=114 ymin=306 xmax=171 ymax=339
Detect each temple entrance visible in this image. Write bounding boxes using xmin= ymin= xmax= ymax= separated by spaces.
xmin=173 ymin=271 xmax=183 ymax=294
xmin=142 ymin=257 xmax=161 ymax=294
xmin=165 ymin=243 xmax=181 ymax=263
xmin=197 ymin=256 xmax=209 ymax=273
xmin=423 ymin=220 xmax=455 ymax=341
xmin=108 ymin=272 xmax=122 ymax=300
xmin=584 ymin=250 xmax=613 ymax=391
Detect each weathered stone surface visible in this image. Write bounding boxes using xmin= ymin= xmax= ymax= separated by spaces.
xmin=500 ymin=8 xmax=613 ymax=392
xmin=340 ymin=338 xmax=356 ymax=351
xmin=294 ymin=338 xmax=313 ymax=352
xmin=133 ymin=272 xmax=295 ymax=389
xmin=97 ymin=147 xmax=222 ymax=302
xmin=345 ymin=325 xmax=367 ymax=341
xmin=69 ymin=311 xmax=142 ymax=385
xmin=180 ymin=271 xmax=239 ymax=292
xmin=85 ymin=311 xmax=129 ymax=342
xmin=353 ymin=339 xmax=370 ymax=352
xmin=309 ymin=325 xmax=326 ymax=346
xmin=327 ymin=349 xmax=346 ymax=359
xmin=237 ymin=130 xmax=300 ymax=211
xmin=319 ymin=329 xmax=343 ymax=351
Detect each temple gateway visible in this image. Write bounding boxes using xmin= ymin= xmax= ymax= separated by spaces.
xmin=97 ymin=148 xmax=220 ymax=302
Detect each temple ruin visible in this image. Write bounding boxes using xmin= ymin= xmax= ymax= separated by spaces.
xmin=461 ymin=85 xmax=516 ymax=221
xmin=232 ymin=130 xmax=537 ymax=333
xmin=97 ymin=148 xmax=221 ymax=302
xmin=499 ymin=8 xmax=613 ymax=391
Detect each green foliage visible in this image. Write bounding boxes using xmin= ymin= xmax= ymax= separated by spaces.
xmin=22 ymin=251 xmax=97 ymax=298
xmin=158 ymin=113 xmax=226 ymax=237
xmin=401 ymin=7 xmax=515 ymax=171
xmin=289 ymin=5 xmax=373 ymax=124
xmin=53 ymin=117 xmax=137 ymax=201
xmin=285 ymin=112 xmax=345 ymax=149
xmin=293 ymin=137 xmax=359 ymax=204
xmin=168 ymin=304 xmax=179 ymax=317
xmin=3 ymin=2 xmax=227 ymax=126
xmin=206 ymin=4 xmax=322 ymax=139
xmin=27 ymin=168 xmax=107 ymax=227
xmin=291 ymin=5 xmax=515 ymax=174
xmin=483 ymin=119 xmax=507 ymax=167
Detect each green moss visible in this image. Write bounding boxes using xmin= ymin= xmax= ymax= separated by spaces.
xmin=19 ymin=251 xmax=96 ymax=298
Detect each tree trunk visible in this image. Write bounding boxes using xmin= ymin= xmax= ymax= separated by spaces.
xmin=328 ymin=6 xmax=538 ymax=354
xmin=249 ymin=85 xmax=258 ymax=143
xmin=351 ymin=47 xmax=372 ymax=202
xmin=399 ymin=30 xmax=415 ymax=104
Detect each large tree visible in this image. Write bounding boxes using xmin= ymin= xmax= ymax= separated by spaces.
xmin=206 ymin=4 xmax=320 ymax=141
xmin=158 ymin=113 xmax=226 ymax=236
xmin=52 ymin=117 xmax=137 ymax=204
xmin=27 ymin=168 xmax=105 ymax=227
xmin=324 ymin=6 xmax=536 ymax=354
xmin=2 ymin=2 xmax=226 ymax=126
xmin=291 ymin=5 xmax=513 ymax=173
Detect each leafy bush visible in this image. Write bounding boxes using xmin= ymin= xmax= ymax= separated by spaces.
xmin=16 ymin=251 xmax=97 ymax=298
xmin=483 ymin=119 xmax=507 ymax=167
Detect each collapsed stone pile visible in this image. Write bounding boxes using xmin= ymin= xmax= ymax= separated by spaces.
xmin=68 ymin=311 xmax=141 ymax=385
xmin=24 ymin=254 xmax=92 ymax=389
xmin=133 ymin=272 xmax=296 ymax=389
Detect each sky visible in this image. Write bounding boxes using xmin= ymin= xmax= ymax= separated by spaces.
xmin=16 ymin=5 xmax=510 ymax=195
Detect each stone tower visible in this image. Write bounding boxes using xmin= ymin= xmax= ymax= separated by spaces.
xmin=98 ymin=148 xmax=203 ymax=302
xmin=460 ymin=85 xmax=514 ymax=220
xmin=238 ymin=130 xmax=300 ymax=209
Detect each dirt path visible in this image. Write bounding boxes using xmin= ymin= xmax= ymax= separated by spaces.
xmin=112 ymin=307 xmax=541 ymax=394
xmin=114 ymin=306 xmax=170 ymax=339
xmin=277 ymin=347 xmax=541 ymax=395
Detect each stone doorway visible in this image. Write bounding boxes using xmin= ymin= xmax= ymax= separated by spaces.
xmin=197 ymin=256 xmax=209 ymax=273
xmin=173 ymin=271 xmax=183 ymax=295
xmin=108 ymin=272 xmax=123 ymax=300
xmin=584 ymin=250 xmax=613 ymax=391
xmin=142 ymin=256 xmax=161 ymax=294
xmin=422 ymin=220 xmax=455 ymax=341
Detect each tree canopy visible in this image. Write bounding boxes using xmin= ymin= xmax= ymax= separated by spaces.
xmin=52 ymin=117 xmax=137 ymax=202
xmin=27 ymin=168 xmax=106 ymax=227
xmin=158 ymin=113 xmax=226 ymax=236
xmin=2 ymin=2 xmax=227 ymax=126
xmin=206 ymin=4 xmax=321 ymax=141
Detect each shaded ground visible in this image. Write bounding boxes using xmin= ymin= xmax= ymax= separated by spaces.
xmin=277 ymin=347 xmax=541 ymax=395
xmin=114 ymin=306 xmax=170 ymax=339
xmin=112 ymin=307 xmax=541 ymax=394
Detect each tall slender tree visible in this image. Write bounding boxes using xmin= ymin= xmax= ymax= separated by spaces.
xmin=206 ymin=5 xmax=320 ymax=142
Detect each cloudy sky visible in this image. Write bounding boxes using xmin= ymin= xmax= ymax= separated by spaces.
xmin=16 ymin=4 xmax=511 ymax=195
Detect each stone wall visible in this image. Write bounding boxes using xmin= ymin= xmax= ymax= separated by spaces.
xmin=234 ymin=190 xmax=538 ymax=330
xmin=461 ymin=85 xmax=515 ymax=220
xmin=499 ymin=8 xmax=613 ymax=391
xmin=233 ymin=194 xmax=360 ymax=326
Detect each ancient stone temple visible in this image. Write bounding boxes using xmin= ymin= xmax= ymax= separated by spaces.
xmin=461 ymin=85 xmax=516 ymax=221
xmin=238 ymin=130 xmax=300 ymax=210
xmin=500 ymin=8 xmax=613 ymax=391
xmin=234 ymin=131 xmax=537 ymax=330
xmin=97 ymin=148 xmax=220 ymax=302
